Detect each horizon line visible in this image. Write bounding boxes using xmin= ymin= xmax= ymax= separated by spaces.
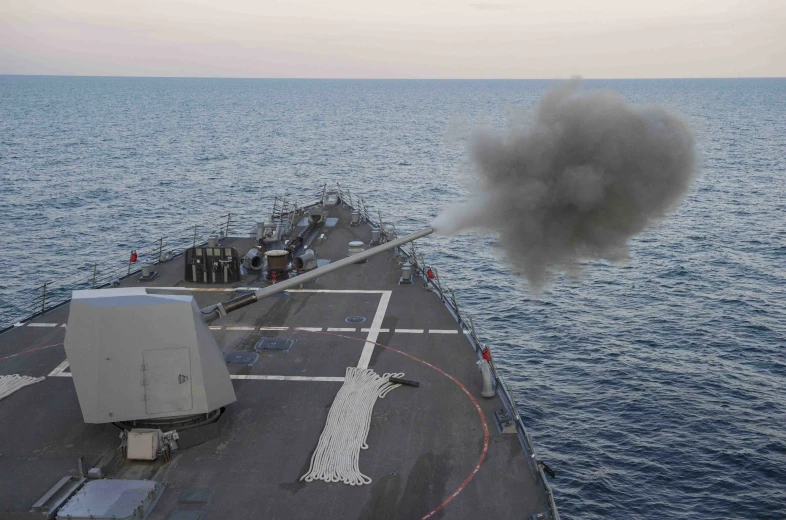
xmin=1 ymin=73 xmax=785 ymax=81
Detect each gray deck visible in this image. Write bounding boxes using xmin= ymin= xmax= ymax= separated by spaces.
xmin=0 ymin=203 xmax=551 ymax=519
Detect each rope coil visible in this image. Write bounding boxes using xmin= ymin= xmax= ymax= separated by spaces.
xmin=0 ymin=374 xmax=45 ymax=401
xmin=301 ymin=367 xmax=404 ymax=486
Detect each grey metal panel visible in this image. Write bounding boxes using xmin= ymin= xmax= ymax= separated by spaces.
xmin=55 ymin=479 xmax=164 ymax=520
xmin=143 ymin=348 xmax=192 ymax=414
xmin=64 ymin=288 xmax=235 ymax=424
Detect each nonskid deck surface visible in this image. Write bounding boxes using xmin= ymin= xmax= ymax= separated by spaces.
xmin=0 ymin=204 xmax=550 ymax=519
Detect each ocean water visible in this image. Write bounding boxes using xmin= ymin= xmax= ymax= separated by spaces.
xmin=1 ymin=76 xmax=784 ymax=519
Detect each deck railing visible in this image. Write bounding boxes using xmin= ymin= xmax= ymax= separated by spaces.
xmin=2 ymin=186 xmax=337 ymax=332
xmin=402 ymin=239 xmax=561 ymax=520
xmin=1 ymin=213 xmax=241 ymax=331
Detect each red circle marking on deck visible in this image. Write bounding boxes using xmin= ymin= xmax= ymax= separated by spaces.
xmin=0 ymin=342 xmax=63 ymax=363
xmin=309 ymin=330 xmax=490 ymax=520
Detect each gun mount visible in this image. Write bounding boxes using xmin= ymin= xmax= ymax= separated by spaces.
xmin=63 ymin=227 xmax=433 ymax=425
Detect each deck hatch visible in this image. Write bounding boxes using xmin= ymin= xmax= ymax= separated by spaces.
xmin=254 ymin=338 xmax=294 ymax=352
xmin=224 ymin=352 xmax=259 ymax=365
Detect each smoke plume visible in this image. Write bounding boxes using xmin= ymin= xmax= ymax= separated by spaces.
xmin=433 ymin=80 xmax=698 ymax=287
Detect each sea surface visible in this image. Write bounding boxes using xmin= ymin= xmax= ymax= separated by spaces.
xmin=1 ymin=76 xmax=784 ymax=519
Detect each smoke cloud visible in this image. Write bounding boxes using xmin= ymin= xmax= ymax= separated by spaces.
xmin=433 ymin=80 xmax=698 ymax=287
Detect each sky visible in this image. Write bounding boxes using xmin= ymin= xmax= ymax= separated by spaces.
xmin=1 ymin=0 xmax=784 ymax=78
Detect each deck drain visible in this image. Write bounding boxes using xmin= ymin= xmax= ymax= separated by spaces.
xmin=254 ymin=338 xmax=294 ymax=352
xmin=345 ymin=316 xmax=366 ymax=324
xmin=224 ymin=352 xmax=259 ymax=365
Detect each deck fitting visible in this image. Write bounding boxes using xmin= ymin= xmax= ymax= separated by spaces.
xmin=493 ymin=409 xmax=518 ymax=435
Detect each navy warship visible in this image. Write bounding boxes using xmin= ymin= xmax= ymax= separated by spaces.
xmin=0 ymin=185 xmax=558 ymax=520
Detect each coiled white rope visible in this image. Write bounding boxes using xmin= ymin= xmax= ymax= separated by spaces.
xmin=0 ymin=374 xmax=45 ymax=401
xmin=301 ymin=367 xmax=404 ymax=486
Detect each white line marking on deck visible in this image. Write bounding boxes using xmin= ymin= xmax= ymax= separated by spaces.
xmin=149 ymin=287 xmax=389 ymax=294
xmin=13 ymin=322 xmax=25 ymax=327
xmin=226 ymin=326 xmax=256 ymax=331
xmin=295 ymin=327 xmax=323 ymax=332
xmin=357 ymin=291 xmax=391 ymax=369
xmin=360 ymin=328 xmax=389 ymax=333
xmin=395 ymin=329 xmax=424 ymax=333
xmin=208 ymin=326 xmax=223 ymax=330
xmin=260 ymin=327 xmax=290 ymax=330
xmin=47 ymin=369 xmax=342 ymax=382
xmin=429 ymin=329 xmax=459 ymax=334
xmin=48 ymin=360 xmax=70 ymax=377
xmin=230 ymin=375 xmax=344 ymax=382
xmin=327 ymin=328 xmax=357 ymax=332
xmin=288 ymin=289 xmax=388 ymax=294
xmin=28 ymin=323 xmax=58 ymax=327
xmin=61 ymin=324 xmax=67 ymax=328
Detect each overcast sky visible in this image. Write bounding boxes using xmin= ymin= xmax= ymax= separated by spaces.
xmin=1 ymin=0 xmax=784 ymax=78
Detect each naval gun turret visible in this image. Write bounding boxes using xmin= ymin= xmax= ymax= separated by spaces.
xmin=63 ymin=227 xmax=434 ymax=426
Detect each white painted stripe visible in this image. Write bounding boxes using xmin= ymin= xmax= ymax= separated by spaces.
xmin=208 ymin=326 xmax=223 ymax=330
xmin=260 ymin=327 xmax=289 ymax=331
xmin=61 ymin=323 xmax=67 ymax=328
xmin=360 ymin=328 xmax=389 ymax=333
xmin=288 ymin=289 xmax=387 ymax=294
xmin=463 ymin=330 xmax=471 ymax=334
xmin=48 ymin=360 xmax=70 ymax=377
xmin=28 ymin=323 xmax=58 ymax=328
xmin=226 ymin=326 xmax=256 ymax=331
xmin=295 ymin=327 xmax=323 ymax=332
xmin=148 ymin=287 xmax=387 ymax=294
xmin=230 ymin=375 xmax=344 ymax=382
xmin=151 ymin=287 xmax=236 ymax=292
xmin=357 ymin=291 xmax=391 ymax=369
xmin=48 ymin=371 xmax=343 ymax=382
xmin=395 ymin=329 xmax=424 ymax=333
xmin=13 ymin=322 xmax=25 ymax=327
xmin=429 ymin=329 xmax=459 ymax=334
xmin=327 ymin=328 xmax=357 ymax=332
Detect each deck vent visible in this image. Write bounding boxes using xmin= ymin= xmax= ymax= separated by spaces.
xmin=243 ymin=248 xmax=264 ymax=271
xmin=345 ymin=316 xmax=366 ymax=324
xmin=399 ymin=262 xmax=413 ymax=284
xmin=224 ymin=352 xmax=259 ymax=365
xmin=254 ymin=338 xmax=294 ymax=352
xmin=370 ymin=227 xmax=381 ymax=245
xmin=139 ymin=265 xmax=159 ymax=282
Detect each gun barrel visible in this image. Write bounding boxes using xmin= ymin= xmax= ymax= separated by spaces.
xmin=200 ymin=227 xmax=433 ymax=322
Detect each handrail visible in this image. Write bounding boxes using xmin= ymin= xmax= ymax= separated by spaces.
xmin=3 ymin=185 xmax=330 ymax=331
xmin=400 ymin=237 xmax=561 ymax=520
xmin=1 ymin=212 xmax=237 ymax=330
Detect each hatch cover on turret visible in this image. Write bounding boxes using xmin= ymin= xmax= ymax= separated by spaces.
xmin=254 ymin=338 xmax=294 ymax=352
